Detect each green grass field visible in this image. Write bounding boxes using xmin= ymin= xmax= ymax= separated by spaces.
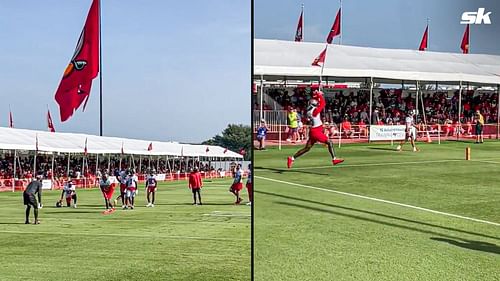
xmin=0 ymin=179 xmax=250 ymax=281
xmin=255 ymin=141 xmax=500 ymax=281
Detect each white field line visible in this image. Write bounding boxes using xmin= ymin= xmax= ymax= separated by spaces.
xmin=0 ymin=230 xmax=248 ymax=241
xmin=256 ymin=176 xmax=500 ymax=227
xmin=274 ymin=158 xmax=500 ymax=170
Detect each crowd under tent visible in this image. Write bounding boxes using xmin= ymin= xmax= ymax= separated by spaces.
xmin=254 ymin=39 xmax=500 ymax=131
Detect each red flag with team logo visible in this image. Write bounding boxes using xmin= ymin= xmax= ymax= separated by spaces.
xmin=148 ymin=142 xmax=153 ymax=151
xmin=419 ymin=25 xmax=428 ymax=51
xmin=47 ymin=110 xmax=56 ymax=132
xmin=326 ymin=8 xmax=341 ymax=44
xmin=461 ymin=24 xmax=469 ymax=54
xmin=54 ymin=0 xmax=99 ymax=122
xmin=312 ymin=47 xmax=327 ymax=66
xmin=295 ymin=9 xmax=303 ymax=42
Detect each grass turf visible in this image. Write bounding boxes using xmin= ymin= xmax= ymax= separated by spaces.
xmin=0 ymin=178 xmax=250 ymax=281
xmin=255 ymin=141 xmax=500 ymax=281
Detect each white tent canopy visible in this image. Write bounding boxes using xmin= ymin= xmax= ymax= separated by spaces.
xmin=0 ymin=127 xmax=243 ymax=159
xmin=254 ymin=39 xmax=500 ymax=85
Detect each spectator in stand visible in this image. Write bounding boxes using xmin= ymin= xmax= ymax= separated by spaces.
xmin=465 ymin=118 xmax=472 ymax=135
xmin=358 ymin=119 xmax=368 ymax=137
xmin=188 ymin=167 xmax=203 ymax=205
xmin=475 ymin=110 xmax=484 ymax=144
xmin=341 ymin=117 xmax=353 ymax=138
xmin=256 ymin=119 xmax=268 ymax=150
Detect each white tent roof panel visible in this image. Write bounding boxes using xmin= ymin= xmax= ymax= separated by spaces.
xmin=254 ymin=39 xmax=500 ymax=85
xmin=0 ymin=127 xmax=243 ymax=159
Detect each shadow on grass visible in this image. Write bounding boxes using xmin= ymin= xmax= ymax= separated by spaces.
xmin=49 ymin=211 xmax=96 ymax=214
xmin=254 ymin=166 xmax=330 ymax=176
xmin=367 ymin=147 xmax=398 ymax=152
xmin=257 ymin=190 xmax=500 ymax=242
xmin=0 ymin=222 xmax=26 ymax=225
xmin=431 ymin=237 xmax=500 ymax=255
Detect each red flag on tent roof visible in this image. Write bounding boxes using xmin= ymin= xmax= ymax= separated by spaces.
xmin=326 ymin=8 xmax=341 ymax=44
xmin=461 ymin=24 xmax=469 ymax=54
xmin=206 ymin=147 xmax=210 ymax=153
xmin=54 ymin=0 xmax=99 ymax=122
xmin=147 ymin=142 xmax=153 ymax=151
xmin=47 ymin=110 xmax=56 ymax=132
xmin=312 ymin=47 xmax=327 ymax=66
xmin=8 ymin=111 xmax=13 ymax=128
xmin=239 ymin=148 xmax=246 ymax=156
xmin=419 ymin=25 xmax=428 ymax=51
xmin=84 ymin=138 xmax=88 ymax=155
xmin=295 ymin=9 xmax=303 ymax=42
xmin=224 ymin=147 xmax=228 ymax=154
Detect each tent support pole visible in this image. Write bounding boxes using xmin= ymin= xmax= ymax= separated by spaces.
xmin=148 ymin=156 xmax=151 ymax=170
xmin=139 ymin=156 xmax=142 ymax=174
xmin=156 ymin=156 xmax=160 ymax=173
xmin=119 ymin=155 xmax=122 ymax=171
xmin=497 ymin=84 xmax=500 ymax=140
xmin=369 ymin=77 xmax=373 ymax=125
xmin=107 ymin=154 xmax=111 ymax=173
xmin=260 ymin=75 xmax=264 ymax=120
xmin=95 ymin=154 xmax=99 ymax=180
xmin=33 ymin=150 xmax=37 ymax=177
xmin=67 ymin=153 xmax=71 ymax=177
xmin=12 ymin=149 xmax=17 ymax=192
xmin=51 ymin=153 xmax=55 ymax=190
xmin=458 ymin=81 xmax=463 ymax=140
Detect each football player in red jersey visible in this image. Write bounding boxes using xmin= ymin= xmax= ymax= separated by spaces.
xmin=287 ymin=90 xmax=344 ymax=168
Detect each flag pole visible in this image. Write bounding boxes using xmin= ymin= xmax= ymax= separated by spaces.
xmin=99 ymin=0 xmax=103 ymax=136
xmin=426 ymin=17 xmax=429 ymax=50
xmin=319 ymin=45 xmax=328 ymax=90
xmin=339 ymin=0 xmax=342 ymax=45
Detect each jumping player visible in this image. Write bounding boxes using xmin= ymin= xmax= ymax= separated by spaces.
xmin=287 ymin=90 xmax=344 ymax=168
xmin=246 ymin=163 xmax=252 ymax=206
xmin=397 ymin=109 xmax=419 ymax=152
xmin=58 ymin=177 xmax=77 ymax=208
xmin=99 ymin=173 xmax=115 ymax=213
xmin=145 ymin=172 xmax=157 ymax=207
xmin=125 ymin=171 xmax=138 ymax=209
xmin=23 ymin=175 xmax=43 ymax=224
xmin=229 ymin=164 xmax=243 ymax=204
xmin=188 ymin=167 xmax=203 ymax=205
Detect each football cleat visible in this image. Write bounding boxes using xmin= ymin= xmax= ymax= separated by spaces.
xmin=287 ymin=157 xmax=294 ymax=169
xmin=332 ymin=159 xmax=344 ymax=165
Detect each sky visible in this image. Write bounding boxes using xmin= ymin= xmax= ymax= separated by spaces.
xmin=0 ymin=0 xmax=250 ymax=143
xmin=255 ymin=0 xmax=500 ymax=55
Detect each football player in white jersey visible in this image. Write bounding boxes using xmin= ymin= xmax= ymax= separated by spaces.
xmin=58 ymin=177 xmax=77 ymax=208
xmin=397 ymin=109 xmax=419 ymax=152
xmin=287 ymin=90 xmax=344 ymax=168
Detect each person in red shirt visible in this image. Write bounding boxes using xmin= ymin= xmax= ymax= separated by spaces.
xmin=188 ymin=167 xmax=203 ymax=205
xmin=341 ymin=118 xmax=353 ymax=138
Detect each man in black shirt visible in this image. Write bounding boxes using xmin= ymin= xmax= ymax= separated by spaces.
xmin=23 ymin=175 xmax=43 ymax=224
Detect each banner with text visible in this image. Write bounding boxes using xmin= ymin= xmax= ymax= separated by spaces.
xmin=369 ymin=125 xmax=406 ymax=141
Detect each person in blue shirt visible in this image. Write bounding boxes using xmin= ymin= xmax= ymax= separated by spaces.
xmin=256 ymin=119 xmax=268 ymax=150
